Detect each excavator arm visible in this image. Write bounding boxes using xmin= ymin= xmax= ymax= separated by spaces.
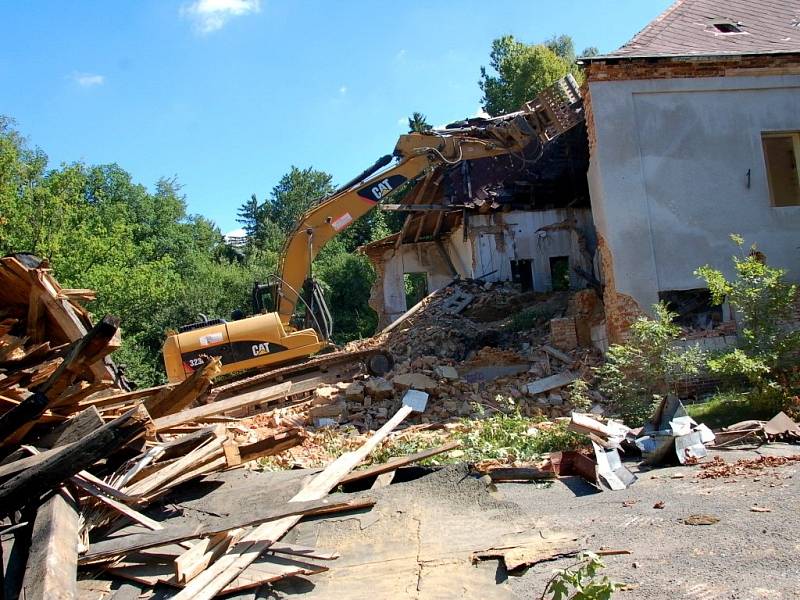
xmin=274 ymin=74 xmax=584 ymax=329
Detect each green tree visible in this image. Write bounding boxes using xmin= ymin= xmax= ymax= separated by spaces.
xmin=408 ymin=112 xmax=432 ymax=133
xmin=696 ymin=235 xmax=799 ymax=386
xmin=479 ymin=34 xmax=586 ymax=116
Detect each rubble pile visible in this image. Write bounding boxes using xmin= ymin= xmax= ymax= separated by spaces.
xmin=315 ymin=281 xmax=608 ymax=432
xmin=0 ymin=256 xmax=424 ymax=599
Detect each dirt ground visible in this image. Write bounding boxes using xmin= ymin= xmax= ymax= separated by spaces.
xmin=124 ymin=443 xmax=800 ymax=600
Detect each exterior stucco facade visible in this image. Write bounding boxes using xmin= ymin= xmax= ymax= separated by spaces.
xmin=587 ymin=73 xmax=800 ymax=332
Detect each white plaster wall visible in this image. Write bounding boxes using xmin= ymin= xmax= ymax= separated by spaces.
xmin=588 ymin=75 xmax=800 ymax=312
xmin=451 ymin=209 xmax=595 ymax=290
xmin=378 ymin=242 xmax=457 ymax=322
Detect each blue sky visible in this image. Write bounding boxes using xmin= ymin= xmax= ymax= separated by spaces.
xmin=1 ymin=1 xmax=672 ymax=233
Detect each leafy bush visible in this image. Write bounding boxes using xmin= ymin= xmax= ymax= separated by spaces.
xmin=595 ymin=303 xmax=705 ymax=426
xmin=458 ymin=407 xmax=586 ymax=462
xmin=566 ymin=378 xmax=592 ymax=412
xmin=542 ymin=552 xmax=623 ymax=600
xmin=696 ymin=235 xmax=799 ymax=387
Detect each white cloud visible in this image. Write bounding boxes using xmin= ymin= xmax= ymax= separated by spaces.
xmin=395 ymin=49 xmax=406 ymax=61
xmin=181 ymin=0 xmax=260 ymax=34
xmin=472 ymin=106 xmax=490 ymax=119
xmin=339 ymin=85 xmax=348 ymax=95
xmin=72 ymin=73 xmax=104 ymax=87
xmin=397 ymin=117 xmax=406 ymax=125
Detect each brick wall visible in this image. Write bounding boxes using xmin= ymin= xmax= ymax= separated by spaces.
xmin=585 ymin=53 xmax=800 ymax=83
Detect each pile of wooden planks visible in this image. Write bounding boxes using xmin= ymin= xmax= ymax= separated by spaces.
xmin=0 ymin=256 xmax=456 ymax=599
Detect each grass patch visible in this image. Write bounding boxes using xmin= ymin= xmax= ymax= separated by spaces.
xmin=686 ymin=390 xmax=784 ymax=429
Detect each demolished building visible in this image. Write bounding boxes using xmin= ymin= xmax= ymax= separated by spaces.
xmin=365 ymin=0 xmax=800 ymax=346
xmin=362 ymin=121 xmax=595 ymax=329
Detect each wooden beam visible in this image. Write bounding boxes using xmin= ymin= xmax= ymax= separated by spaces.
xmin=0 ymin=406 xmax=149 ymax=515
xmin=80 ymin=497 xmax=374 ymax=564
xmin=144 ymin=358 xmax=221 ymax=419
xmin=172 ymin=402 xmax=418 ymax=600
xmin=340 ymin=441 xmax=459 ymax=485
xmin=26 ymin=286 xmax=46 ymax=344
xmin=36 ymin=406 xmax=104 ymax=448
xmin=20 ymin=489 xmax=79 ymax=600
xmin=152 ymin=381 xmax=292 ymax=432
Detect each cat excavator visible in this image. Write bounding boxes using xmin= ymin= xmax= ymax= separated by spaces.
xmin=162 ymin=75 xmax=584 ymax=384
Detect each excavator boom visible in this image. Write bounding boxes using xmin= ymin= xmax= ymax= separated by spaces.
xmin=162 ymin=75 xmax=583 ymax=383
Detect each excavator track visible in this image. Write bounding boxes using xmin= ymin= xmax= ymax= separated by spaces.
xmin=208 ymin=347 xmax=390 ymax=401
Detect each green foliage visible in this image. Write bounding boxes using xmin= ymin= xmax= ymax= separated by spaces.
xmin=458 ymin=407 xmax=587 ymax=462
xmin=595 ymin=303 xmax=706 ymax=426
xmin=0 ymin=117 xmax=387 ymax=386
xmin=567 ymin=378 xmax=592 ymax=412
xmin=696 ymin=235 xmax=799 ymax=386
xmin=479 ymin=34 xmax=589 ymax=116
xmin=408 ymin=112 xmax=432 ymax=133
xmin=403 ymin=272 xmax=428 ymax=309
xmin=542 ymin=552 xmax=623 ymax=600
xmin=686 ymin=390 xmax=784 ymax=429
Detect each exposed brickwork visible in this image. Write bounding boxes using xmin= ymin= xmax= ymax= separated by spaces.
xmin=569 ymin=288 xmax=605 ymax=347
xmin=596 ymin=235 xmax=646 ymax=343
xmin=585 ymin=53 xmax=800 ymax=83
xmin=550 ymin=317 xmax=578 ymax=351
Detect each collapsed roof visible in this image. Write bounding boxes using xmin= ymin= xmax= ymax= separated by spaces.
xmin=373 ymin=120 xmax=590 ymax=247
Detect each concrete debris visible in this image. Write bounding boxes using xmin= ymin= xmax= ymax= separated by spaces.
xmin=635 ymin=396 xmax=715 ymax=466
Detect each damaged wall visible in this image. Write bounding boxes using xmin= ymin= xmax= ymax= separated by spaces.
xmin=365 ymin=208 xmax=596 ymax=328
xmin=586 ymin=69 xmax=800 ymax=340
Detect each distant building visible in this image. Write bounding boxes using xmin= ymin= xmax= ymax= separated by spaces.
xmin=223 ymin=227 xmax=248 ymax=248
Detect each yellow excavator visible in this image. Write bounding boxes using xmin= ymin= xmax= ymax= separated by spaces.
xmin=162 ymin=75 xmax=584 ymax=384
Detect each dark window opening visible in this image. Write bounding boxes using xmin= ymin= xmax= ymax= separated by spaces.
xmin=549 ymin=256 xmax=570 ymax=291
xmin=712 ymin=22 xmax=742 ymax=33
xmin=762 ymin=132 xmax=800 ymax=207
xmin=404 ymin=272 xmax=428 ymax=309
xmin=658 ymin=289 xmax=723 ymax=329
xmin=510 ymin=259 xmax=534 ymax=292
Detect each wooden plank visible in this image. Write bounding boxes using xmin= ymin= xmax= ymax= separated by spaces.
xmin=371 ymin=471 xmax=396 ymax=489
xmin=172 ymin=402 xmax=417 ymax=600
xmin=144 ymin=358 xmax=221 ymax=419
xmin=80 ymin=497 xmax=374 ymax=563
xmin=175 ymin=529 xmax=243 ymax=583
xmin=36 ymin=406 xmax=104 ymax=448
xmin=0 ymin=406 xmax=149 ymax=515
xmin=236 ymin=429 xmax=304 ymax=464
xmin=152 ymin=381 xmax=292 ymax=432
xmin=340 ymin=441 xmax=460 ymax=485
xmin=108 ymin=553 xmax=326 ymax=594
xmin=26 ymin=286 xmax=46 ymax=344
xmin=20 ymin=489 xmax=79 ymax=600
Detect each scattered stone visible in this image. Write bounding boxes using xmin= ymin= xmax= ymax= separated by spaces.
xmin=547 ymin=393 xmax=564 ymax=406
xmin=653 ymin=501 xmax=665 ymax=509
xmin=392 ymin=372 xmax=438 ymax=393
xmin=434 ymin=365 xmax=459 ymax=380
xmin=365 ymin=377 xmax=394 ymax=399
xmin=344 ymin=381 xmax=365 ymax=401
xmin=524 ymin=371 xmax=578 ymax=396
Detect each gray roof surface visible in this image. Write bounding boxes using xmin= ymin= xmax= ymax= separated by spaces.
xmin=585 ymin=0 xmax=800 ymax=60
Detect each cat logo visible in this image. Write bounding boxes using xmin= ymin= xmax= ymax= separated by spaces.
xmin=251 ymin=342 xmax=270 ymax=357
xmin=357 ymin=174 xmax=407 ymax=202
xmin=370 ymin=179 xmax=394 ymax=200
